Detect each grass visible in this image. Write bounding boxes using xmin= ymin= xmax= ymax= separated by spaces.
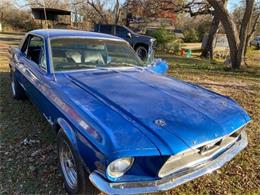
xmin=0 ymin=33 xmax=260 ymax=194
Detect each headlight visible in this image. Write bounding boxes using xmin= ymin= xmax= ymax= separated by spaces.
xmin=107 ymin=157 xmax=134 ymax=179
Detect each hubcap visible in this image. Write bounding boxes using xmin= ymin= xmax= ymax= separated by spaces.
xmin=60 ymin=141 xmax=78 ymax=189
xmin=136 ymin=47 xmax=147 ymax=61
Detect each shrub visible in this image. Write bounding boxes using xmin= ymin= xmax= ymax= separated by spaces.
xmin=184 ymin=28 xmax=199 ymax=42
xmin=151 ymin=28 xmax=181 ymax=53
xmin=164 ymin=39 xmax=182 ymax=54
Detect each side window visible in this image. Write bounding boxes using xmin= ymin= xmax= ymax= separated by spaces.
xmin=100 ymin=25 xmax=113 ymax=34
xmin=25 ymin=35 xmax=47 ymax=70
xmin=115 ymin=26 xmax=128 ymax=38
xmin=21 ymin=35 xmax=30 ymax=54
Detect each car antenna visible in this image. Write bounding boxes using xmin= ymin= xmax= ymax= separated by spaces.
xmin=42 ymin=0 xmax=57 ymax=82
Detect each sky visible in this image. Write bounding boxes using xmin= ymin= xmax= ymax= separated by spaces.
xmin=15 ymin=0 xmax=242 ymax=12
xmin=227 ymin=0 xmax=241 ymax=12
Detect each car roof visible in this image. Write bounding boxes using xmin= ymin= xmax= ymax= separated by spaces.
xmin=30 ymin=29 xmax=125 ymax=41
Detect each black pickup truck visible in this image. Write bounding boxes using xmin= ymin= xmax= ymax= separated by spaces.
xmin=94 ymin=24 xmax=155 ymax=61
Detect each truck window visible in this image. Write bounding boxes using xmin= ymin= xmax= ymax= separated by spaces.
xmin=115 ymin=26 xmax=128 ymax=38
xmin=94 ymin=25 xmax=99 ymax=32
xmin=100 ymin=25 xmax=113 ymax=34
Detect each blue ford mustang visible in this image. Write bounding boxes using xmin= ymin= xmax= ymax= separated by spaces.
xmin=9 ymin=29 xmax=251 ymax=194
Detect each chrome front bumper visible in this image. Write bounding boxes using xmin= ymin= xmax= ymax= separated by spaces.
xmin=89 ymin=131 xmax=248 ymax=195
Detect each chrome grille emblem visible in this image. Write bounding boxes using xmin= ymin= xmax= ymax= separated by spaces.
xmin=154 ymin=119 xmax=167 ymax=127
xmin=199 ymin=139 xmax=222 ymax=155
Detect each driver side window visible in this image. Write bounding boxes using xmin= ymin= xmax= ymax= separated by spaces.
xmin=23 ymin=35 xmax=47 ymax=70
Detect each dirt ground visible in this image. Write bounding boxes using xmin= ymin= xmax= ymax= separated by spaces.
xmin=0 ymin=32 xmax=259 ymax=194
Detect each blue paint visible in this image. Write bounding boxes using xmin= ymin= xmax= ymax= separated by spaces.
xmin=10 ymin=29 xmax=251 ymax=188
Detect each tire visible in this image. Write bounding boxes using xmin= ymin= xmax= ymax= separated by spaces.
xmin=57 ymin=130 xmax=98 ymax=195
xmin=135 ymin=45 xmax=148 ymax=61
xmin=10 ymin=70 xmax=26 ymax=100
xmin=257 ymin=43 xmax=260 ymax=50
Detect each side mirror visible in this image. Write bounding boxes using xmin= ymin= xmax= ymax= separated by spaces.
xmin=14 ymin=53 xmax=19 ymax=62
xmin=147 ymin=59 xmax=169 ymax=75
xmin=12 ymin=48 xmax=22 ymax=63
xmin=127 ymin=32 xmax=132 ymax=38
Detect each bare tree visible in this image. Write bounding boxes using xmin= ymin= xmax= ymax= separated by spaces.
xmin=113 ymin=0 xmax=121 ymax=24
xmin=244 ymin=3 xmax=260 ymax=63
xmin=1 ymin=0 xmax=37 ymax=31
xmin=207 ymin=0 xmax=255 ymax=69
xmin=123 ymin=0 xmax=213 ymax=24
xmin=23 ymin=0 xmax=69 ymax=9
xmin=200 ymin=0 xmax=227 ymax=59
xmin=86 ymin=0 xmax=108 ymax=23
xmin=200 ymin=15 xmax=220 ymax=58
xmin=71 ymin=0 xmax=123 ymax=24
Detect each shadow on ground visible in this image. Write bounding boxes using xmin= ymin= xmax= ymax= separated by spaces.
xmin=0 ymin=71 xmax=64 ymax=194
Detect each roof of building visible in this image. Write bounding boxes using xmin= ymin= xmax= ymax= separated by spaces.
xmin=31 ymin=8 xmax=71 ymax=20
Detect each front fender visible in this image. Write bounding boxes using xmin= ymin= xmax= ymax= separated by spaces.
xmin=57 ymin=118 xmax=77 ymax=148
xmin=56 ymin=118 xmax=94 ymax=173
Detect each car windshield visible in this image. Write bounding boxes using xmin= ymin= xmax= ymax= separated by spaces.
xmin=50 ymin=38 xmax=144 ymax=71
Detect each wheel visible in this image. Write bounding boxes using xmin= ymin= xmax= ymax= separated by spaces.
xmin=135 ymin=45 xmax=148 ymax=61
xmin=257 ymin=43 xmax=260 ymax=50
xmin=57 ymin=130 xmax=98 ymax=195
xmin=10 ymin=70 xmax=26 ymax=100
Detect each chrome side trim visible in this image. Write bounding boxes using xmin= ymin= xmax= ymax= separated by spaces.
xmin=89 ymin=130 xmax=248 ymax=195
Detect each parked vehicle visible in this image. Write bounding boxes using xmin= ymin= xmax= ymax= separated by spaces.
xmin=9 ymin=29 xmax=251 ymax=195
xmin=94 ymin=24 xmax=155 ymax=61
xmin=250 ymin=36 xmax=260 ymax=49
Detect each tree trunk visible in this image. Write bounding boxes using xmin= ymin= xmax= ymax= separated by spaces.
xmin=236 ymin=0 xmax=255 ymax=68
xmin=207 ymin=0 xmax=255 ymax=69
xmin=200 ymin=15 xmax=220 ymax=59
xmin=114 ymin=0 xmax=121 ymax=24
xmin=207 ymin=0 xmax=239 ymax=68
xmin=244 ymin=13 xmax=260 ymax=59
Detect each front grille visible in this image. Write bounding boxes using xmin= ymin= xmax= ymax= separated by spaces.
xmin=158 ymin=130 xmax=242 ymax=178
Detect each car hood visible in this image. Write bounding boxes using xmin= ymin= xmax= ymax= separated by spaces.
xmin=65 ymin=68 xmax=251 ymax=153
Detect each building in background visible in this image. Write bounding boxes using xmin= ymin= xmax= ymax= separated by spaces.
xmin=31 ymin=8 xmax=71 ymax=29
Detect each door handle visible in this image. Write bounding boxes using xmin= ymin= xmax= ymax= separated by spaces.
xmin=17 ymin=61 xmax=24 ymax=65
xmin=16 ymin=61 xmax=24 ymax=68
